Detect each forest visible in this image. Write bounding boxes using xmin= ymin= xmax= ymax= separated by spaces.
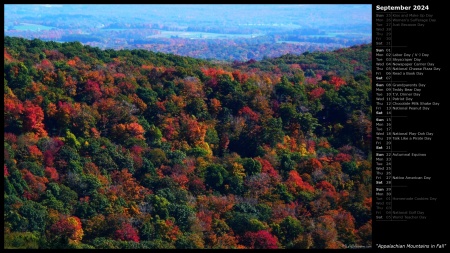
xmin=4 ymin=36 xmax=372 ymax=249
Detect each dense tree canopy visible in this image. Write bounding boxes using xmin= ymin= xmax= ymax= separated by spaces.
xmin=4 ymin=37 xmax=372 ymax=249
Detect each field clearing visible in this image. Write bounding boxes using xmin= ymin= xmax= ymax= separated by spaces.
xmin=147 ymin=30 xmax=264 ymax=39
xmin=8 ymin=23 xmax=56 ymax=31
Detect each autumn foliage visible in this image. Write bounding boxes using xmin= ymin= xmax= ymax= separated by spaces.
xmin=114 ymin=223 xmax=140 ymax=242
xmin=50 ymin=216 xmax=84 ymax=242
xmin=4 ymin=37 xmax=372 ymax=249
xmin=241 ymin=230 xmax=279 ymax=249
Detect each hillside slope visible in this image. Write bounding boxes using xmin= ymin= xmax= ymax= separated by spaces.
xmin=4 ymin=37 xmax=372 ymax=249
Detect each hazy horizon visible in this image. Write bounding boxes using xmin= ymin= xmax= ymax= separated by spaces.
xmin=4 ymin=4 xmax=371 ymax=61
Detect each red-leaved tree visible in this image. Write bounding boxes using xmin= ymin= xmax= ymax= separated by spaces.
xmin=241 ymin=230 xmax=279 ymax=249
xmin=50 ymin=216 xmax=84 ymax=242
xmin=22 ymin=100 xmax=47 ymax=137
xmin=114 ymin=223 xmax=140 ymax=242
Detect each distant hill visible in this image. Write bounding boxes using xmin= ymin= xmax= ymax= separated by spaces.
xmin=4 ymin=4 xmax=371 ymax=61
